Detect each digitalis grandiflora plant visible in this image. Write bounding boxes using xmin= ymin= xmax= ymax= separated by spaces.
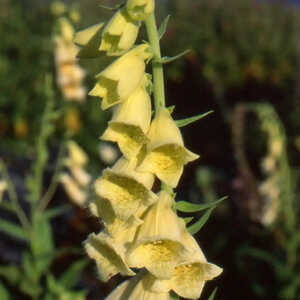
xmin=75 ymin=0 xmax=223 ymax=298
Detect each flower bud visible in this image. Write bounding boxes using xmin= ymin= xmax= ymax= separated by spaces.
xmin=137 ymin=108 xmax=199 ymax=188
xmin=89 ymin=44 xmax=152 ymax=110
xmin=126 ymin=0 xmax=155 ymax=21
xmin=100 ymin=8 xmax=140 ymax=56
xmin=66 ymin=141 xmax=88 ymax=167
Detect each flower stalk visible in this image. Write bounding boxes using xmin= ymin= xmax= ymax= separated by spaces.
xmin=145 ymin=13 xmax=166 ymax=112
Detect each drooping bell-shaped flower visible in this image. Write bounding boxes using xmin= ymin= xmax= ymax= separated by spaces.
xmin=85 ymin=231 xmax=135 ymax=282
xmin=147 ymin=220 xmax=223 ymax=299
xmin=137 ymin=107 xmax=199 ymax=188
xmin=94 ymin=157 xmax=157 ymax=221
xmin=89 ymin=195 xmax=143 ymax=238
xmin=106 ymin=273 xmax=169 ymax=300
xmin=74 ymin=22 xmax=104 ymax=58
xmin=89 ymin=44 xmax=152 ymax=110
xmin=101 ymin=77 xmax=151 ymax=160
xmin=66 ymin=141 xmax=88 ymax=167
xmin=99 ymin=8 xmax=140 ymax=56
xmin=127 ymin=191 xmax=188 ymax=279
xmin=60 ymin=173 xmax=87 ymax=206
xmin=126 ymin=0 xmax=155 ymax=21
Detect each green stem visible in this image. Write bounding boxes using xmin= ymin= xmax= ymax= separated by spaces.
xmin=145 ymin=13 xmax=166 ymax=113
xmin=0 ymin=160 xmax=31 ymax=234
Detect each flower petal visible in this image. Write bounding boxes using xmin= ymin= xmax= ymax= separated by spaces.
xmin=85 ymin=232 xmax=135 ymax=282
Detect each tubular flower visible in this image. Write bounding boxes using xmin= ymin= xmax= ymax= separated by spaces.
xmin=126 ymin=0 xmax=155 ymax=21
xmin=66 ymin=141 xmax=88 ymax=167
xmin=89 ymin=196 xmax=143 ymax=238
xmin=85 ymin=231 xmax=135 ymax=282
xmin=54 ymin=18 xmax=87 ymax=101
xmin=127 ymin=191 xmax=188 ymax=279
xmin=60 ymin=173 xmax=87 ymax=206
xmin=101 ymin=78 xmax=151 ymax=160
xmin=99 ymin=8 xmax=140 ymax=56
xmin=89 ymin=44 xmax=152 ymax=110
xmin=106 ymin=273 xmax=169 ymax=300
xmin=137 ymin=107 xmax=199 ymax=188
xmin=74 ymin=22 xmax=104 ymax=58
xmin=146 ymin=221 xmax=223 ymax=299
xmin=94 ymin=157 xmax=157 ymax=221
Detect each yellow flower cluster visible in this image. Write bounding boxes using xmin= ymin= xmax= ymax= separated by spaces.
xmin=54 ymin=18 xmax=86 ymax=102
xmin=77 ymin=0 xmax=222 ymax=298
xmin=60 ymin=141 xmax=91 ymax=206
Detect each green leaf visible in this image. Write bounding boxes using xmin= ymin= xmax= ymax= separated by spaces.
xmin=0 ymin=265 xmax=20 ymax=285
xmin=176 ymin=111 xmax=214 ymax=128
xmin=183 ymin=217 xmax=194 ymax=224
xmin=44 ymin=205 xmax=70 ymax=220
xmin=59 ymin=259 xmax=88 ymax=289
xmin=31 ymin=212 xmax=54 ymax=257
xmin=158 ymin=15 xmax=171 ymax=40
xmin=0 ymin=280 xmax=10 ymax=300
xmin=156 ymin=49 xmax=191 ymax=64
xmin=99 ymin=3 xmax=124 ymax=10
xmin=0 ymin=219 xmax=27 ymax=240
xmin=176 ymin=196 xmax=227 ymax=213
xmin=187 ymin=207 xmax=216 ymax=235
xmin=208 ymin=288 xmax=218 ymax=300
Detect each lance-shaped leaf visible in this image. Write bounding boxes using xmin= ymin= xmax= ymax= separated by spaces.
xmin=127 ymin=191 xmax=188 ymax=279
xmin=176 ymin=196 xmax=227 ymax=213
xmin=89 ymin=44 xmax=152 ymax=110
xmin=100 ymin=8 xmax=140 ymax=56
xmin=175 ymin=110 xmax=214 ymax=128
xmin=126 ymin=0 xmax=155 ymax=21
xmin=0 ymin=219 xmax=27 ymax=241
xmin=101 ymin=79 xmax=151 ymax=160
xmin=94 ymin=158 xmax=157 ymax=221
xmin=137 ymin=107 xmax=199 ymax=188
xmin=187 ymin=207 xmax=216 ymax=235
xmin=208 ymin=288 xmax=218 ymax=300
xmin=158 ymin=15 xmax=171 ymax=40
xmin=85 ymin=231 xmax=135 ymax=282
xmin=155 ymin=49 xmax=191 ymax=64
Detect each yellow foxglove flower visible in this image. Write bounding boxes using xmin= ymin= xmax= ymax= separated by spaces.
xmin=89 ymin=194 xmax=143 ymax=238
xmin=74 ymin=23 xmax=104 ymax=59
xmin=94 ymin=157 xmax=157 ymax=221
xmin=137 ymin=107 xmax=199 ymax=188
xmin=66 ymin=141 xmax=88 ymax=167
xmin=89 ymin=44 xmax=152 ymax=110
xmin=169 ymin=224 xmax=223 ymax=299
xmin=62 ymin=84 xmax=86 ymax=102
xmin=106 ymin=273 xmax=169 ymax=300
xmin=69 ymin=165 xmax=91 ymax=187
xmin=59 ymin=18 xmax=75 ymax=43
xmin=126 ymin=0 xmax=155 ymax=21
xmin=101 ymin=81 xmax=151 ymax=160
xmin=60 ymin=173 xmax=87 ymax=206
xmin=127 ymin=191 xmax=188 ymax=279
xmin=0 ymin=180 xmax=7 ymax=202
xmin=145 ymin=221 xmax=223 ymax=299
xmin=85 ymin=231 xmax=135 ymax=282
xmin=57 ymin=64 xmax=86 ymax=86
xmin=100 ymin=8 xmax=140 ymax=56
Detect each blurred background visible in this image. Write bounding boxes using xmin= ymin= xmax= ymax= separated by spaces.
xmin=0 ymin=0 xmax=300 ymax=299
